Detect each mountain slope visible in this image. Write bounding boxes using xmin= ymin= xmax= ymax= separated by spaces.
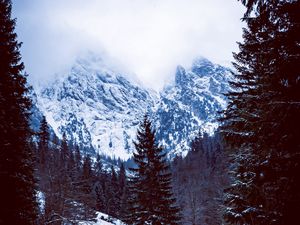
xmin=36 ymin=54 xmax=232 ymax=159
xmin=155 ymin=58 xmax=232 ymax=157
xmin=37 ymin=54 xmax=156 ymax=159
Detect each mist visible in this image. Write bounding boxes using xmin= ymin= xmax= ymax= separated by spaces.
xmin=12 ymin=0 xmax=244 ymax=91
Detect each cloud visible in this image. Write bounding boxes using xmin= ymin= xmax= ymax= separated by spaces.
xmin=13 ymin=0 xmax=244 ymax=90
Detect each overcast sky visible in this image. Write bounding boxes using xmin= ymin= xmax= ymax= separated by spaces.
xmin=12 ymin=0 xmax=245 ymax=90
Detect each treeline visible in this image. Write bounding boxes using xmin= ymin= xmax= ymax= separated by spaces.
xmin=34 ymin=115 xmax=228 ymax=225
xmin=34 ymin=117 xmax=128 ymax=224
xmin=171 ymin=133 xmax=228 ymax=225
xmin=34 ymin=115 xmax=183 ymax=225
xmin=125 ymin=115 xmax=181 ymax=225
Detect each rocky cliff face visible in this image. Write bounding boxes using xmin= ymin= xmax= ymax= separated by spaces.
xmin=155 ymin=58 xmax=232 ymax=157
xmin=35 ymin=54 xmax=232 ymax=160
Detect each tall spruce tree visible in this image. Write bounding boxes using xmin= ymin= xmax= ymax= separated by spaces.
xmin=60 ymin=133 xmax=69 ymax=166
xmin=38 ymin=116 xmax=49 ymax=171
xmin=74 ymin=144 xmax=82 ymax=174
xmin=221 ymin=0 xmax=300 ymax=224
xmin=77 ymin=154 xmax=97 ymax=221
xmin=107 ymin=166 xmax=121 ymax=218
xmin=127 ymin=115 xmax=180 ymax=225
xmin=118 ymin=162 xmax=128 ymax=221
xmin=94 ymin=154 xmax=106 ymax=212
xmin=0 ymin=0 xmax=38 ymax=224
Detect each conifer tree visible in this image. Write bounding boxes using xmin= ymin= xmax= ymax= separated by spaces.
xmin=0 ymin=0 xmax=38 ymax=224
xmin=105 ymin=166 xmax=121 ymax=218
xmin=95 ymin=182 xmax=105 ymax=212
xmin=171 ymin=133 xmax=228 ymax=225
xmin=127 ymin=115 xmax=180 ymax=225
xmin=60 ymin=133 xmax=69 ymax=166
xmin=118 ymin=163 xmax=129 ymax=221
xmin=94 ymin=154 xmax=103 ymax=177
xmin=36 ymin=116 xmax=51 ymax=223
xmin=77 ymin=154 xmax=97 ymax=221
xmin=74 ymin=144 xmax=82 ymax=174
xmin=38 ymin=116 xmax=49 ymax=170
xmin=94 ymin=154 xmax=106 ymax=212
xmin=56 ymin=134 xmax=74 ymax=222
xmin=221 ymin=1 xmax=300 ymax=224
xmin=119 ymin=163 xmax=126 ymax=192
xmin=42 ymin=139 xmax=62 ymax=224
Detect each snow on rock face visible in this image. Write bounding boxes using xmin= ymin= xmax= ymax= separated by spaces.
xmin=36 ymin=53 xmax=232 ymax=160
xmin=37 ymin=53 xmax=156 ymax=160
xmin=155 ymin=58 xmax=233 ymax=157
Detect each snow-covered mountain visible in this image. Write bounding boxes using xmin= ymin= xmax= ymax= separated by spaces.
xmin=155 ymin=58 xmax=232 ymax=157
xmin=36 ymin=53 xmax=156 ymax=159
xmin=35 ymin=53 xmax=232 ymax=160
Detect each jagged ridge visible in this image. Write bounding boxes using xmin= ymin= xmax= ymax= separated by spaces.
xmin=35 ymin=54 xmax=232 ymax=160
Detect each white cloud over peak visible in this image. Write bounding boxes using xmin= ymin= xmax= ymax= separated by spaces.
xmin=13 ymin=0 xmax=244 ymax=90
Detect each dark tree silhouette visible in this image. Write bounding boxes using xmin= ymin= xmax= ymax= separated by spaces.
xmin=127 ymin=115 xmax=180 ymax=225
xmin=172 ymin=132 xmax=228 ymax=225
xmin=221 ymin=1 xmax=300 ymax=224
xmin=38 ymin=116 xmax=49 ymax=170
xmin=0 ymin=0 xmax=38 ymax=224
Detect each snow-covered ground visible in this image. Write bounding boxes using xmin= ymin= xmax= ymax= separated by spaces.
xmin=79 ymin=212 xmax=125 ymax=225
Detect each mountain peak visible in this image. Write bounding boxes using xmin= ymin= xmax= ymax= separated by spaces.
xmin=191 ymin=57 xmax=216 ymax=76
xmin=36 ymin=54 xmax=155 ymax=160
xmin=175 ymin=65 xmax=187 ymax=87
xmin=35 ymin=55 xmax=232 ymax=159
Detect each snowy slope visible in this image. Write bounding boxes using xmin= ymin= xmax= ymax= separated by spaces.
xmin=37 ymin=190 xmax=125 ymax=225
xmin=155 ymin=57 xmax=232 ymax=157
xmin=35 ymin=54 xmax=232 ymax=160
xmin=37 ymin=53 xmax=156 ymax=160
xmin=79 ymin=212 xmax=125 ymax=225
